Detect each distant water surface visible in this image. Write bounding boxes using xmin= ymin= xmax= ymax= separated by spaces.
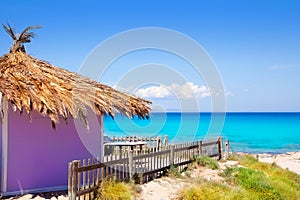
xmin=104 ymin=112 xmax=300 ymax=153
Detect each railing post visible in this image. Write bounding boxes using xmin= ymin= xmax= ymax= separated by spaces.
xmin=68 ymin=162 xmax=73 ymax=200
xmin=218 ymin=137 xmax=223 ymax=160
xmin=128 ymin=150 xmax=134 ymax=180
xmin=169 ymin=144 xmax=175 ymax=166
xmin=164 ymin=135 xmax=169 ymax=148
xmin=157 ymin=136 xmax=162 ymax=151
xmin=198 ymin=140 xmax=203 ymax=156
xmin=69 ymin=160 xmax=79 ymax=200
xmin=225 ymin=139 xmax=229 ymax=160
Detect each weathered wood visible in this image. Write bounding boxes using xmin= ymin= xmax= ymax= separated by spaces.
xmin=201 ymin=141 xmax=218 ymax=147
xmin=133 ymin=150 xmax=170 ymax=160
xmin=72 ymin=161 xmax=79 ymax=200
xmin=75 ymin=185 xmax=98 ymax=196
xmin=128 ymin=150 xmax=133 ymax=180
xmin=170 ymin=144 xmax=175 ymax=166
xmin=75 ymin=162 xmax=106 ymax=172
xmin=225 ymin=139 xmax=229 ymax=160
xmin=87 ymin=159 xmax=91 ymax=193
xmin=218 ymin=137 xmax=223 ymax=160
xmin=1 ymin=99 xmax=8 ymax=193
xmin=69 ymin=138 xmax=221 ymax=199
xmin=68 ymin=162 xmax=73 ymax=200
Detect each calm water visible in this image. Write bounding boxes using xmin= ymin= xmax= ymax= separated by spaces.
xmin=104 ymin=112 xmax=300 ymax=154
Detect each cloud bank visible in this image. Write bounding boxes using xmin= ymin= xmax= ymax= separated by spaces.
xmin=135 ymin=82 xmax=211 ymax=99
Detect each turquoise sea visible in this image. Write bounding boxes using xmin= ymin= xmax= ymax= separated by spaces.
xmin=104 ymin=113 xmax=300 ymax=154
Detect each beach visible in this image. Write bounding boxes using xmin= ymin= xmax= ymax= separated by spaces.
xmin=137 ymin=151 xmax=300 ymax=200
xmin=6 ymin=151 xmax=300 ymax=200
xmin=257 ymin=151 xmax=300 ymax=174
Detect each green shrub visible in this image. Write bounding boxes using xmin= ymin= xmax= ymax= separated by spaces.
xmin=237 ymin=155 xmax=300 ymax=199
xmin=167 ymin=165 xmax=182 ymax=178
xmin=95 ymin=179 xmax=132 ymax=200
xmin=179 ymin=155 xmax=300 ymax=200
xmin=178 ymin=180 xmax=248 ymax=200
xmin=195 ymin=156 xmax=219 ymax=170
xmin=235 ymin=168 xmax=282 ymax=200
xmin=220 ymin=166 xmax=239 ymax=185
xmin=226 ymin=153 xmax=240 ymax=161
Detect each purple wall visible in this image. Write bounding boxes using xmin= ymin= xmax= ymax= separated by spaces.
xmin=0 ymin=116 xmax=2 ymax=185
xmin=1 ymin=105 xmax=103 ymax=194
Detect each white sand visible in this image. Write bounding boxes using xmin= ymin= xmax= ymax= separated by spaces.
xmin=258 ymin=151 xmax=300 ymax=174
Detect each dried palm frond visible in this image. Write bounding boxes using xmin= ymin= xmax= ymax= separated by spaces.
xmin=3 ymin=24 xmax=41 ymax=53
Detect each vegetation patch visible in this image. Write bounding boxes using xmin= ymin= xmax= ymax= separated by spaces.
xmin=195 ymin=156 xmax=219 ymax=170
xmin=95 ymin=178 xmax=134 ymax=200
xmin=167 ymin=165 xmax=182 ymax=178
xmin=179 ymin=155 xmax=300 ymax=200
xmin=177 ymin=180 xmax=248 ymax=200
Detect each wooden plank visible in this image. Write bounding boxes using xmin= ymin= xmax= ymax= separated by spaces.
xmin=87 ymin=159 xmax=91 ymax=189
xmin=96 ymin=157 xmax=100 ymax=184
xmin=218 ymin=137 xmax=223 ymax=160
xmin=82 ymin=159 xmax=86 ymax=200
xmin=68 ymin=162 xmax=73 ymax=200
xmin=75 ymin=185 xmax=98 ymax=196
xmin=72 ymin=161 xmax=79 ymax=200
xmin=1 ymin=99 xmax=8 ymax=192
xmin=173 ymin=145 xmax=198 ymax=153
xmin=202 ymin=141 xmax=218 ymax=147
xmin=134 ymin=149 xmax=170 ymax=160
xmin=75 ymin=162 xmax=106 ymax=172
xmin=92 ymin=158 xmax=97 ymax=186
xmin=128 ymin=151 xmax=133 ymax=179
xmin=104 ymin=157 xmax=129 ymax=166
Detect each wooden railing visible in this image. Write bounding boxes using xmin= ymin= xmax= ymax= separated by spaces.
xmin=68 ymin=137 xmax=223 ymax=200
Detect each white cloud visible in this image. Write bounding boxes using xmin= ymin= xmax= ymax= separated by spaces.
xmin=134 ymin=86 xmax=171 ymax=98
xmin=135 ymin=82 xmax=212 ymax=99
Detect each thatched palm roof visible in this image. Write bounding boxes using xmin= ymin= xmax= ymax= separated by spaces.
xmin=0 ymin=25 xmax=151 ymax=128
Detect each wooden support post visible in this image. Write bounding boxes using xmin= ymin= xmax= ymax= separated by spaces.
xmin=119 ymin=146 xmax=122 ymax=159
xmin=218 ymin=137 xmax=223 ymax=160
xmin=128 ymin=150 xmax=134 ymax=180
xmin=1 ymin=99 xmax=8 ymax=193
xmin=157 ymin=136 xmax=162 ymax=151
xmin=68 ymin=162 xmax=73 ymax=200
xmin=70 ymin=160 xmax=79 ymax=200
xmin=169 ymin=144 xmax=175 ymax=166
xmin=164 ymin=135 xmax=168 ymax=148
xmin=198 ymin=140 xmax=203 ymax=156
xmin=225 ymin=139 xmax=229 ymax=160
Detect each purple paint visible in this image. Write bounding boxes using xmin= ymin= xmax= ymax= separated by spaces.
xmin=0 ymin=114 xmax=2 ymax=185
xmin=1 ymin=104 xmax=103 ymax=194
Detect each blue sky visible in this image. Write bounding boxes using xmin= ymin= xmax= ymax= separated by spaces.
xmin=0 ymin=0 xmax=299 ymax=112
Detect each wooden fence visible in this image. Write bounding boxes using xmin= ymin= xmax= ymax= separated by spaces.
xmin=109 ymin=135 xmax=169 ymax=149
xmin=68 ymin=137 xmax=223 ymax=200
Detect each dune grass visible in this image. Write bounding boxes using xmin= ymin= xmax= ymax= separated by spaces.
xmin=167 ymin=165 xmax=183 ymax=178
xmin=177 ymin=180 xmax=250 ymax=200
xmin=95 ymin=178 xmax=140 ymax=200
xmin=194 ymin=156 xmax=219 ymax=170
xmin=178 ymin=155 xmax=300 ymax=200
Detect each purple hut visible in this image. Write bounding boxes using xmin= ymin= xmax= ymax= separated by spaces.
xmin=0 ymin=25 xmax=151 ymax=196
